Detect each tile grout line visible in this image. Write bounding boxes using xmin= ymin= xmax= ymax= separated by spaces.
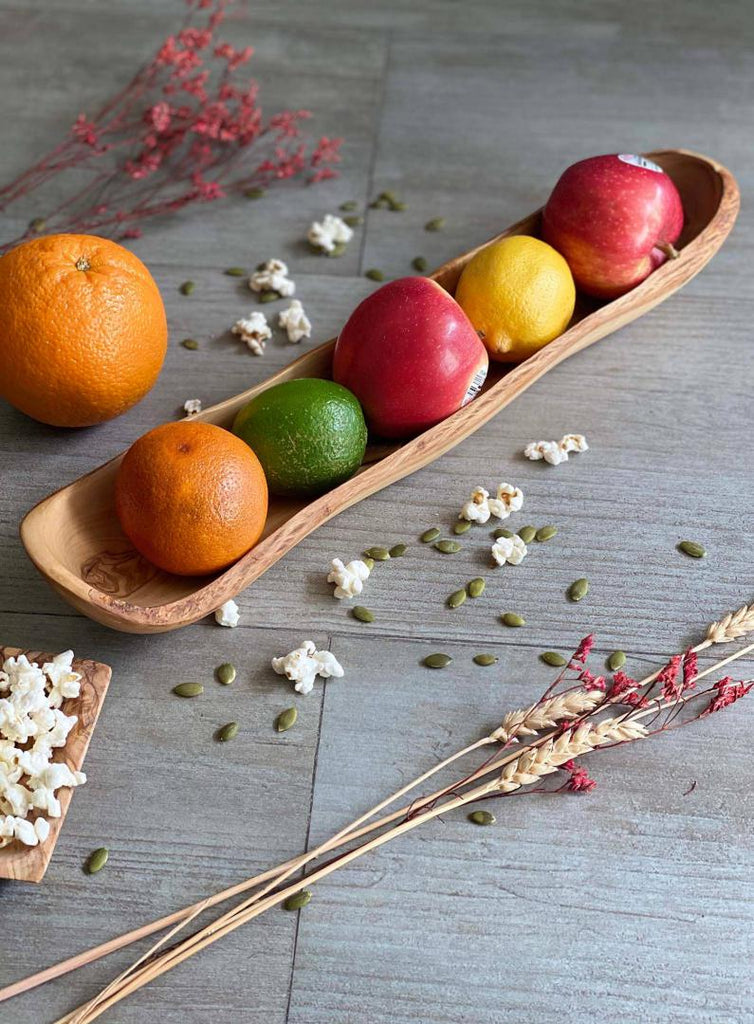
xmin=357 ymin=27 xmax=392 ymax=275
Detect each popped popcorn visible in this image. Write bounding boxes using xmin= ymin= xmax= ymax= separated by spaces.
xmin=278 ymin=299 xmax=312 ymax=344
xmin=0 ymin=650 xmax=87 ymax=848
xmin=307 ymin=213 xmax=353 ymax=254
xmin=491 ymin=534 xmax=528 ymax=566
xmin=487 ymin=483 xmax=524 ymax=520
xmin=327 ymin=558 xmax=371 ymax=599
xmin=249 ymin=258 xmax=295 ymax=298
xmin=524 ymin=433 xmax=589 ymax=465
xmin=183 ymin=398 xmax=202 ymax=417
xmin=459 ymin=486 xmax=492 ymax=524
xmin=272 ymin=641 xmax=344 ymax=696
xmin=215 ymin=599 xmax=240 ymax=628
xmin=232 ymin=311 xmax=272 ymax=355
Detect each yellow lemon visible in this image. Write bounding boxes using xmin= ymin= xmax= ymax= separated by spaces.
xmin=455 ymin=235 xmax=575 ymax=362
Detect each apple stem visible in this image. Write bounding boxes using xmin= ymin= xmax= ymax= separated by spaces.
xmin=657 ymin=241 xmax=680 ymax=260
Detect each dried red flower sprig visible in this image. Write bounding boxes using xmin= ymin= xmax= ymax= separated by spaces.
xmin=0 ymin=0 xmax=341 ymax=253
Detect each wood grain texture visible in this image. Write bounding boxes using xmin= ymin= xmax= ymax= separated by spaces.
xmin=0 ymin=0 xmax=752 ymax=1021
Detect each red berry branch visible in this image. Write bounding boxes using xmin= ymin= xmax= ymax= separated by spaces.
xmin=0 ymin=0 xmax=341 ymax=253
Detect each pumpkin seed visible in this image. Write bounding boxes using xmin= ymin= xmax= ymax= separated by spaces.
xmin=540 ymin=651 xmax=567 ymax=668
xmin=364 ymin=546 xmax=390 ymax=561
xmin=181 ymin=338 xmax=199 ymax=350
xmin=493 ymin=527 xmax=514 ymax=539
xmin=179 ymin=281 xmax=195 ymax=296
xmin=518 ymin=525 xmax=536 ymax=544
xmin=259 ymin=289 xmax=281 ymax=303
xmin=468 ymin=810 xmax=495 ymax=826
xmin=352 ymin=605 xmax=375 ymax=623
xmin=425 ymin=217 xmax=445 ymax=231
xmin=339 ymin=200 xmax=358 ymax=211
xmin=365 ymin=268 xmax=385 ymax=281
xmin=244 ymin=187 xmax=265 ymax=199
xmin=343 ymin=215 xmax=363 ymax=228
xmin=363 ymin=556 xmax=375 ymax=570
xmin=467 ymin=577 xmax=485 ymax=598
xmin=434 ymin=539 xmax=461 ymax=554
xmin=423 ymin=653 xmax=452 ymax=669
xmin=275 ymin=707 xmax=298 ymax=732
xmin=501 ymin=612 xmax=525 ymax=628
xmin=326 ymin=241 xmax=347 ymax=258
xmin=568 ymin=577 xmax=589 ymax=602
xmin=173 ymin=682 xmax=203 ymax=698
xmin=283 ymin=889 xmax=312 ymax=911
xmin=607 ymin=650 xmax=626 ymax=672
xmin=535 ymin=525 xmax=558 ymax=542
xmin=389 ymin=543 xmax=407 ymax=558
xmin=473 ymin=654 xmax=498 ymax=667
xmin=216 ymin=721 xmax=239 ymax=742
xmin=224 ymin=267 xmax=246 ymax=277
xmin=29 ymin=217 xmax=46 ymax=233
xmin=453 ymin=520 xmax=472 ymax=535
xmin=370 ymin=196 xmax=390 ymax=209
xmin=678 ymin=540 xmax=706 ymax=559
xmin=216 ymin=663 xmax=236 ymax=686
xmin=85 ymin=847 xmax=109 ymax=875
xmin=447 ymin=589 xmax=467 ymax=609
xmin=421 ymin=527 xmax=441 ymax=543
xmin=412 ymin=256 xmax=428 ymax=273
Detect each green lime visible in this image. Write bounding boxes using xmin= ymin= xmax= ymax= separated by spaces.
xmin=233 ymin=379 xmax=367 ymax=497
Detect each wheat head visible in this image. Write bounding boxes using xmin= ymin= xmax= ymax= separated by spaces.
xmin=489 ymin=689 xmax=603 ymax=744
xmin=706 ymin=603 xmax=754 ymax=645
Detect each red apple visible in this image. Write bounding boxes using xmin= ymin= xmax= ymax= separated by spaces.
xmin=332 ymin=276 xmax=488 ymax=439
xmin=542 ymin=154 xmax=684 ymax=299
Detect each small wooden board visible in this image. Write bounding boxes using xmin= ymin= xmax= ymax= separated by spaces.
xmin=0 ymin=646 xmax=111 ymax=883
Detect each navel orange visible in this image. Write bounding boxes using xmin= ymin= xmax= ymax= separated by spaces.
xmin=115 ymin=421 xmax=268 ymax=576
xmin=0 ymin=233 xmax=167 ymax=427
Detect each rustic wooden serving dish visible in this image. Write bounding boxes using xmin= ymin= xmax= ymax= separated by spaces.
xmin=0 ymin=647 xmax=111 ymax=882
xmin=20 ymin=149 xmax=739 ymax=633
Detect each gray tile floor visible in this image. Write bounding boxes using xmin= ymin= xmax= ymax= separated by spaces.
xmin=0 ymin=1 xmax=752 ymax=1021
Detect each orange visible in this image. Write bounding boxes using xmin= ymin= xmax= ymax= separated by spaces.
xmin=115 ymin=421 xmax=268 ymax=576
xmin=0 ymin=233 xmax=167 ymax=427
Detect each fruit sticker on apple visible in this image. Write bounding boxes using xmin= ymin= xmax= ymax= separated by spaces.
xmin=333 ymin=277 xmax=489 ymax=439
xmin=542 ymin=153 xmax=684 ymax=299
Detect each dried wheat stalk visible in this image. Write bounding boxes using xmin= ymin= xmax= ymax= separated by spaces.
xmin=490 ymin=689 xmax=602 ymax=743
xmin=705 ymin=602 xmax=754 ymax=645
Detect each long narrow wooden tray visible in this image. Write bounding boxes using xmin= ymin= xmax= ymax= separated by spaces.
xmin=0 ymin=647 xmax=111 ymax=882
xmin=19 ymin=149 xmax=739 ymax=633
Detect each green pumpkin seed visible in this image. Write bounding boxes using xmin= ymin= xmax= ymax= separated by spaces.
xmin=216 ymin=663 xmax=236 ymax=686
xmin=607 ymin=650 xmax=626 ymax=672
xmin=352 ymin=605 xmax=375 ymax=623
xmin=224 ymin=267 xmax=246 ymax=277
xmin=29 ymin=217 xmax=47 ymax=233
xmin=275 ymin=707 xmax=298 ymax=732
xmin=181 ymin=338 xmax=199 ymax=350
xmin=173 ymin=682 xmax=204 ymax=698
xmin=179 ymin=281 xmax=195 ymax=296
xmin=492 ymin=527 xmax=514 ymax=539
xmin=370 ymin=197 xmax=390 ymax=209
xmin=412 ymin=256 xmax=428 ymax=273
xmin=423 ymin=653 xmax=452 ymax=669
xmin=364 ymin=546 xmax=390 ymax=561
xmin=389 ymin=543 xmax=407 ymax=558
xmin=244 ymin=187 xmax=265 ymax=199
xmin=473 ymin=654 xmax=498 ymax=667
xmin=501 ymin=612 xmax=525 ymax=628
xmin=363 ymin=556 xmax=375 ymax=570
xmin=216 ymin=721 xmax=239 ymax=743
xmin=540 ymin=651 xmax=567 ymax=668
xmin=447 ymin=589 xmax=467 ymax=609
xmin=365 ymin=268 xmax=385 ymax=281
xmin=434 ymin=539 xmax=461 ymax=554
xmin=421 ymin=527 xmax=441 ymax=543
xmin=339 ymin=200 xmax=358 ymax=211
xmin=326 ymin=241 xmax=347 ymax=258
xmin=568 ymin=577 xmax=589 ymax=602
xmin=283 ymin=889 xmax=312 ymax=911
xmin=342 ymin=215 xmax=363 ymax=227
xmin=85 ymin=847 xmax=109 ymax=875
xmin=453 ymin=520 xmax=472 ymax=535
xmin=518 ymin=525 xmax=536 ymax=544
xmin=425 ymin=217 xmax=445 ymax=231
xmin=467 ymin=577 xmax=485 ymax=598
xmin=258 ymin=289 xmax=281 ymax=303
xmin=468 ymin=810 xmax=495 ymax=826
xmin=535 ymin=525 xmax=558 ymax=542
xmin=678 ymin=540 xmax=706 ymax=559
